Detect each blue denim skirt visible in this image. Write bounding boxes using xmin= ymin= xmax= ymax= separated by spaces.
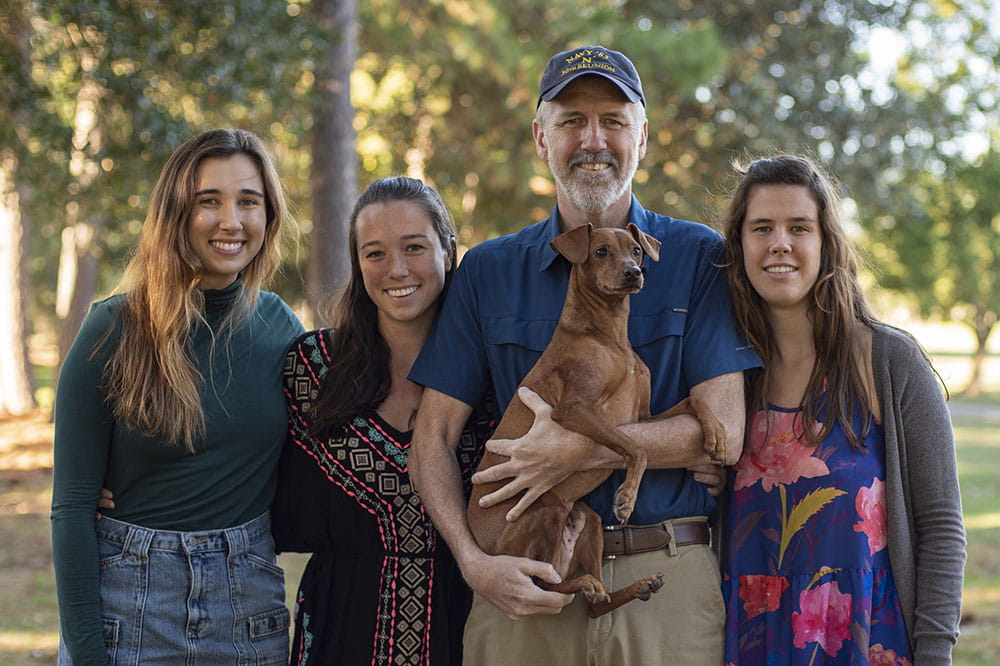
xmin=59 ymin=511 xmax=289 ymax=665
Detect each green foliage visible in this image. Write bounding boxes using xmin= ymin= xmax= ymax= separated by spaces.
xmin=352 ymin=1 xmax=731 ymax=244
xmin=873 ymin=143 xmax=1000 ymax=352
xmin=12 ymin=0 xmax=317 ymax=325
xmin=5 ymin=0 xmax=1000 ymax=340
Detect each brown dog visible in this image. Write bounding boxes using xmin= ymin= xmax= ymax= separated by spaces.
xmin=467 ymin=223 xmax=727 ymax=617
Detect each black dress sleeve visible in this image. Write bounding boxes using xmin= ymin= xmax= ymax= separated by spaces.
xmin=271 ymin=329 xmax=331 ymax=553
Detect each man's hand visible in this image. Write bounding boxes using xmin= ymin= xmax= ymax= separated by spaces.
xmin=687 ymin=463 xmax=727 ymax=497
xmin=95 ymin=487 xmax=115 ymax=520
xmin=461 ymin=550 xmax=573 ymax=620
xmin=411 ymin=389 xmax=573 ymax=616
xmin=472 ymin=387 xmax=603 ymax=521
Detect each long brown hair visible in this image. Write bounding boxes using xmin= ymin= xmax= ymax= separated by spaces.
xmin=722 ymin=154 xmax=877 ymax=448
xmin=308 ymin=177 xmax=457 ymax=440
xmin=104 ymin=129 xmax=289 ymax=451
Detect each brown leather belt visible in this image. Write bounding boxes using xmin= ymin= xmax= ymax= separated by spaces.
xmin=603 ymin=520 xmax=710 ymax=558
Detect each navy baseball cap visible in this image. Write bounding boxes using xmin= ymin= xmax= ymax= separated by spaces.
xmin=538 ymin=45 xmax=645 ymax=108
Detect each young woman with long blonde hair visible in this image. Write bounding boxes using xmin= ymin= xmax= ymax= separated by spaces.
xmin=52 ymin=128 xmax=303 ymax=664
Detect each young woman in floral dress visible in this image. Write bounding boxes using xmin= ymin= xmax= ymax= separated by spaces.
xmin=720 ymin=155 xmax=965 ymax=665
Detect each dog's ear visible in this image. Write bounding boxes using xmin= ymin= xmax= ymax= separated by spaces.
xmin=626 ymin=223 xmax=661 ymax=262
xmin=550 ymin=223 xmax=593 ymax=264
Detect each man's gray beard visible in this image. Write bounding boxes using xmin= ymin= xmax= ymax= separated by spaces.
xmin=562 ymin=174 xmax=632 ymax=213
xmin=552 ymin=154 xmax=637 ymax=214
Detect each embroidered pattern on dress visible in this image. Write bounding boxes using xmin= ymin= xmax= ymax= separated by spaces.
xmin=293 ymin=591 xmax=312 ymax=666
xmin=284 ymin=331 xmax=489 ymax=665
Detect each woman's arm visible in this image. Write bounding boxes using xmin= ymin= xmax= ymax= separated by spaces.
xmin=888 ymin=333 xmax=966 ymax=663
xmin=51 ymin=303 xmax=118 ymax=664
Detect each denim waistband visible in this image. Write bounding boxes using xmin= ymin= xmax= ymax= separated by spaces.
xmin=95 ymin=511 xmax=272 ymax=557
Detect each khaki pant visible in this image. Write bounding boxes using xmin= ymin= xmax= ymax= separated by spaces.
xmin=463 ymin=519 xmax=724 ymax=666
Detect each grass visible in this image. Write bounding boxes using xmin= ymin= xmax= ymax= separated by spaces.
xmin=951 ymin=400 xmax=1000 ymax=666
xmin=1 ymin=331 xmax=996 ymax=664
xmin=0 ymin=414 xmax=62 ymax=664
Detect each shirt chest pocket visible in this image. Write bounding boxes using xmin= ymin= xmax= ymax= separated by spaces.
xmin=628 ymin=308 xmax=688 ymax=350
xmin=483 ymin=317 xmax=557 ymax=353
xmin=483 ymin=310 xmax=688 ymax=410
xmin=484 ymin=309 xmax=687 ymax=353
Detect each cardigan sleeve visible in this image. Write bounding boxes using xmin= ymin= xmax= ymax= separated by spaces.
xmin=881 ymin=328 xmax=966 ymax=664
xmin=51 ymin=300 xmax=120 ymax=665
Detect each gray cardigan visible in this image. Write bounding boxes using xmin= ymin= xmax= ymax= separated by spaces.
xmin=873 ymin=324 xmax=966 ymax=665
xmin=718 ymin=324 xmax=966 ymax=664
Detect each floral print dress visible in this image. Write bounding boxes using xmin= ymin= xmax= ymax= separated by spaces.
xmin=723 ymin=405 xmax=912 ymax=666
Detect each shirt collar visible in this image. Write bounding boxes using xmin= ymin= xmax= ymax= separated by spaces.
xmin=536 ymin=195 xmax=649 ymax=272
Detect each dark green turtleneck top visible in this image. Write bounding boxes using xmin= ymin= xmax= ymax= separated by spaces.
xmin=51 ymin=279 xmax=303 ymax=664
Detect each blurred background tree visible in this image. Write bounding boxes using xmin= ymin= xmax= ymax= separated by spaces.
xmin=869 ymin=139 xmax=1000 ymax=397
xmin=0 ymin=0 xmax=997 ymax=415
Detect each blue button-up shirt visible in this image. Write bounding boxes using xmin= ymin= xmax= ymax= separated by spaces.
xmin=411 ymin=197 xmax=761 ymax=524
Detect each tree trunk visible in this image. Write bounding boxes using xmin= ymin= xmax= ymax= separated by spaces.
xmin=960 ymin=311 xmax=995 ymax=398
xmin=0 ymin=3 xmax=37 ymax=417
xmin=53 ymin=35 xmax=105 ymax=391
xmin=307 ymin=0 xmax=358 ymax=326
xmin=55 ymin=222 xmax=102 ymax=371
xmin=0 ymin=152 xmax=37 ymax=417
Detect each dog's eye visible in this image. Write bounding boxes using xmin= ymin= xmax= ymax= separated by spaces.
xmin=632 ymin=247 xmax=642 ymax=257
xmin=595 ymin=247 xmax=608 ymax=258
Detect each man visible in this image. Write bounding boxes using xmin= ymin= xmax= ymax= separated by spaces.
xmin=409 ymin=45 xmax=760 ymax=665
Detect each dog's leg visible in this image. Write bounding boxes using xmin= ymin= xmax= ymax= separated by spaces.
xmin=494 ymin=497 xmax=571 ymax=564
xmin=544 ymin=504 xmax=610 ymax=604
xmin=587 ymin=573 xmax=665 ymax=618
xmin=554 ymin=503 xmax=664 ymax=619
xmin=646 ymin=396 xmax=727 ymax=463
xmin=550 ymin=400 xmax=648 ymax=524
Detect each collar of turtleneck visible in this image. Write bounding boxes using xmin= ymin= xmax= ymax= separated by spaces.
xmin=202 ymin=276 xmax=244 ymax=316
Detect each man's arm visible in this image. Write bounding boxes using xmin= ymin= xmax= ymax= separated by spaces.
xmin=409 ymin=388 xmax=572 ymax=618
xmin=625 ymin=369 xmax=746 ymax=466
xmin=473 ymin=371 xmax=746 ymax=520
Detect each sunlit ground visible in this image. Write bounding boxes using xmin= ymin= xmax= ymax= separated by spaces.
xmin=0 ymin=633 xmax=60 ymax=660
xmin=1 ymin=322 xmax=997 ymax=665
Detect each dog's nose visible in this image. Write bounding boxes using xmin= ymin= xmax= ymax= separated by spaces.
xmin=623 ymin=265 xmax=642 ymax=282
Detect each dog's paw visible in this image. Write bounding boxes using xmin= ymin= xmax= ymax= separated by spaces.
xmin=636 ymin=573 xmax=665 ymax=601
xmin=612 ymin=487 xmax=637 ymax=524
xmin=704 ymin=433 xmax=726 ymax=463
xmin=583 ymin=586 xmax=612 ymax=605
xmin=575 ymin=575 xmax=611 ymax=604
xmin=698 ymin=410 xmax=728 ymax=463
xmin=566 ymin=574 xmax=611 ymax=604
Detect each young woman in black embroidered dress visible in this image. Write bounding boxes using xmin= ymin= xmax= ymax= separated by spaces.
xmin=271 ymin=177 xmax=494 ymax=665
